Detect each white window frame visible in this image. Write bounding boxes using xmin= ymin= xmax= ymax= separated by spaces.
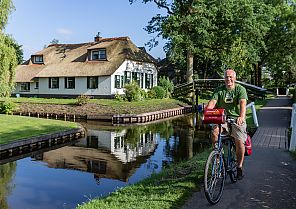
xmin=114 ymin=75 xmax=121 ymax=88
xmin=20 ymin=82 xmax=30 ymax=92
xmin=87 ymin=76 xmax=98 ymax=89
xmin=49 ymin=77 xmax=59 ymax=89
xmin=34 ymin=55 xmax=44 ymax=64
xmin=65 ymin=77 xmax=75 ymax=89
xmin=91 ymin=49 xmax=106 ymax=60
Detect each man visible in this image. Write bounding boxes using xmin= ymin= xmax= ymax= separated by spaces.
xmin=206 ymin=68 xmax=248 ymax=180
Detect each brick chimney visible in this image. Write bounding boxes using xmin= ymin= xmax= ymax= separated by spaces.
xmin=94 ymin=32 xmax=102 ymax=42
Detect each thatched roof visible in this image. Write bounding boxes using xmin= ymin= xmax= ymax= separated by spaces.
xmin=15 ymin=37 xmax=157 ymax=82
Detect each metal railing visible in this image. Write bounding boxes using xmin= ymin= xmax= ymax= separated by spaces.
xmin=289 ymin=103 xmax=296 ymax=151
xmin=173 ymin=79 xmax=266 ymax=100
xmin=246 ymin=102 xmax=259 ymax=128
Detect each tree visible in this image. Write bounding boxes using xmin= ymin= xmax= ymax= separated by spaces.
xmin=6 ymin=35 xmax=23 ymax=64
xmin=0 ymin=0 xmax=14 ymax=31
xmin=0 ymin=0 xmax=18 ymax=97
xmin=0 ymin=34 xmax=18 ymax=97
xmin=260 ymin=0 xmax=296 ymax=87
xmin=130 ymin=0 xmax=274 ymax=82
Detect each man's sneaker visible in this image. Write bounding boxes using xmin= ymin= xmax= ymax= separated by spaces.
xmin=237 ymin=167 xmax=244 ymax=180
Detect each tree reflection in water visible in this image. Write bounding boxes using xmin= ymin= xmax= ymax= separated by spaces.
xmin=0 ymin=162 xmax=16 ymax=209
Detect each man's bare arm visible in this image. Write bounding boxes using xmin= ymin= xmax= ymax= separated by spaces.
xmin=206 ymin=99 xmax=217 ymax=109
xmin=237 ymin=99 xmax=247 ymax=125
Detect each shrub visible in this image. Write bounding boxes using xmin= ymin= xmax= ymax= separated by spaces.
xmin=148 ymin=86 xmax=166 ymax=99
xmin=124 ymin=82 xmax=145 ymax=102
xmin=76 ymin=94 xmax=90 ymax=106
xmin=114 ymin=92 xmax=124 ymax=101
xmin=158 ymin=76 xmax=174 ymax=98
xmin=0 ymin=99 xmax=17 ymax=114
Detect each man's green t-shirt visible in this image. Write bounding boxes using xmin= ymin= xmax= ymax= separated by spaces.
xmin=211 ymin=83 xmax=248 ymax=118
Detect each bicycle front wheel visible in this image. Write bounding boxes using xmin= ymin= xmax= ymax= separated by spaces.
xmin=229 ymin=141 xmax=238 ymax=183
xmin=204 ymin=150 xmax=226 ymax=204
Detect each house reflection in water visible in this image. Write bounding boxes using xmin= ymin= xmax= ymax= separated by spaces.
xmin=33 ymin=128 xmax=157 ymax=183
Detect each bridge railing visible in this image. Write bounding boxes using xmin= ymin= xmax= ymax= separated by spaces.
xmin=173 ymin=79 xmax=267 ymax=100
xmin=290 ymin=103 xmax=296 ymax=151
xmin=246 ymin=101 xmax=259 ymax=128
xmin=172 ymin=82 xmax=194 ymax=97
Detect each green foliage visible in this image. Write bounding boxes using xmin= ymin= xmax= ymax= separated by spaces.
xmin=0 ymin=34 xmax=17 ymax=97
xmin=0 ymin=99 xmax=16 ymax=114
xmin=131 ymin=0 xmax=296 ymax=86
xmin=263 ymin=1 xmax=296 ymax=85
xmin=76 ymin=94 xmax=90 ymax=106
xmin=5 ymin=35 xmax=23 ymax=64
xmin=124 ymin=81 xmax=145 ymax=102
xmin=148 ymin=86 xmax=166 ymax=99
xmin=0 ymin=1 xmax=20 ymax=97
xmin=0 ymin=0 xmax=14 ymax=31
xmin=158 ymin=76 xmax=174 ymax=98
xmin=114 ymin=92 xmax=124 ymax=101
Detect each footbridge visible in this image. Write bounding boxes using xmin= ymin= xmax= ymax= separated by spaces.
xmin=172 ymin=79 xmax=267 ymax=102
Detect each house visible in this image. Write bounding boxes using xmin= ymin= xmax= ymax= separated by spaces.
xmin=14 ymin=35 xmax=158 ymax=98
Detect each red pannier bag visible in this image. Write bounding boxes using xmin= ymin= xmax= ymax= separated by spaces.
xmin=245 ymin=134 xmax=252 ymax=156
xmin=203 ymin=109 xmax=226 ymax=124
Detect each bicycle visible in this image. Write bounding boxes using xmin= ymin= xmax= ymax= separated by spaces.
xmin=203 ymin=117 xmax=238 ymax=204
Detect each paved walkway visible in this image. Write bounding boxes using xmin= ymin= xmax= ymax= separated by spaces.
xmin=181 ymin=96 xmax=296 ymax=209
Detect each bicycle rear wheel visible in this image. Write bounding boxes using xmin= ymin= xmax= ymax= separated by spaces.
xmin=204 ymin=150 xmax=225 ymax=204
xmin=229 ymin=141 xmax=238 ymax=183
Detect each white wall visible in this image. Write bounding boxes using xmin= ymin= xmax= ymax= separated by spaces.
xmin=111 ymin=60 xmax=158 ymax=95
xmin=15 ymin=76 xmax=112 ymax=96
xmin=14 ymin=59 xmax=157 ymax=97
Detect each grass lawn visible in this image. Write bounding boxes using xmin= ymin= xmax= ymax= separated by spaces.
xmin=0 ymin=114 xmax=79 ymax=145
xmin=1 ymin=97 xmax=187 ymax=107
xmin=1 ymin=97 xmax=190 ymax=115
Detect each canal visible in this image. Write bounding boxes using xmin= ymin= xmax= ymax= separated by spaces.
xmin=0 ymin=113 xmax=210 ymax=209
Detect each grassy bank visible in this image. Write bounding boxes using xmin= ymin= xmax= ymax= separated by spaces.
xmin=77 ymin=149 xmax=210 ymax=209
xmin=0 ymin=114 xmax=79 ymax=145
xmin=2 ymin=98 xmax=189 ymax=115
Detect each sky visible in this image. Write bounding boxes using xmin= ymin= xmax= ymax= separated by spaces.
xmin=4 ymin=0 xmax=167 ymax=61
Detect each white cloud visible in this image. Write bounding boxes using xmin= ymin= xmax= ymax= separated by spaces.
xmin=56 ymin=28 xmax=73 ymax=35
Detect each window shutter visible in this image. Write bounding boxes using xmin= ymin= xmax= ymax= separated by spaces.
xmin=87 ymin=77 xmax=90 ymax=89
xmin=49 ymin=78 xmax=51 ymax=88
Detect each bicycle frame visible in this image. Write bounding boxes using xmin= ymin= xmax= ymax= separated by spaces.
xmin=204 ymin=120 xmax=237 ymax=204
xmin=216 ymin=123 xmax=237 ymax=177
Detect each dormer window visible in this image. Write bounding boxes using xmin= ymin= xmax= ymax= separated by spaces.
xmin=91 ymin=49 xmax=106 ymax=60
xmin=32 ymin=55 xmax=44 ymax=64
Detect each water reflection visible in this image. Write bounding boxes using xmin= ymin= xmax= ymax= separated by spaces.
xmin=32 ymin=128 xmax=157 ymax=182
xmin=1 ymin=113 xmax=210 ymax=209
xmin=0 ymin=162 xmax=16 ymax=209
